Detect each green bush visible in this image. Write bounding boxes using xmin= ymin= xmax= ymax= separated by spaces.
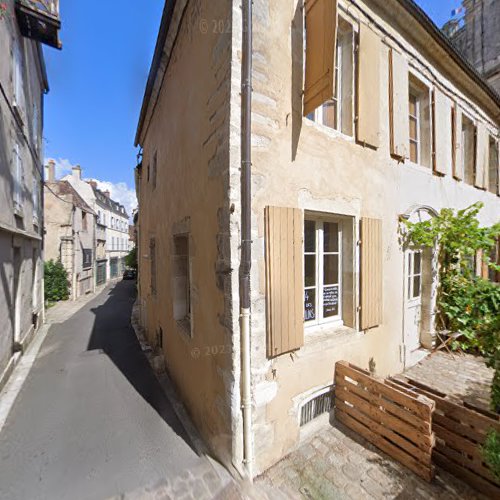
xmin=483 ymin=430 xmax=500 ymax=482
xmin=125 ymin=247 xmax=137 ymax=270
xmin=44 ymin=260 xmax=70 ymax=302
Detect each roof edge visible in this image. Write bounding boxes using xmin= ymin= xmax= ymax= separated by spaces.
xmin=134 ymin=0 xmax=177 ymax=147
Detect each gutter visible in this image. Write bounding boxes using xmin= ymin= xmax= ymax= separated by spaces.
xmin=239 ymin=0 xmax=254 ymax=481
xmin=398 ymin=0 xmax=500 ymax=110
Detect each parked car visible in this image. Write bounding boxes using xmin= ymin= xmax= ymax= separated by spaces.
xmin=123 ymin=269 xmax=136 ymax=280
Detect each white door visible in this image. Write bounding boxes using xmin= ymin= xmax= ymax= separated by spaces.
xmin=404 ymin=250 xmax=423 ymax=357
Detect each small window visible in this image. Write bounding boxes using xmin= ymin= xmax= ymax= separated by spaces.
xmin=408 ymin=76 xmax=431 ymax=167
xmin=304 ymin=219 xmax=342 ymax=325
xmin=82 ymin=212 xmax=88 ymax=231
xmin=307 ymin=18 xmax=355 ymax=136
xmin=82 ymin=249 xmax=92 ymax=269
xmin=173 ymin=234 xmax=191 ymax=329
xmin=32 ymin=174 xmax=39 ymax=221
xmin=13 ymin=43 xmax=25 ymax=112
xmin=407 ymin=250 xmax=422 ymax=300
xmin=13 ymin=143 xmax=23 ymax=211
xmin=488 ymin=137 xmax=498 ymax=194
xmin=462 ymin=115 xmax=476 ymax=185
xmin=150 ymin=237 xmax=157 ymax=295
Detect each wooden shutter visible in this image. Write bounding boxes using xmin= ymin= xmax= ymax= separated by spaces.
xmin=265 ymin=206 xmax=304 ymax=357
xmin=453 ymin=104 xmax=464 ymax=180
xmin=475 ymin=123 xmax=489 ymax=189
xmin=360 ymin=218 xmax=383 ymax=330
xmin=389 ymin=49 xmax=409 ymax=160
xmin=432 ymin=89 xmax=451 ymax=176
xmin=497 ymin=141 xmax=500 ymax=196
xmin=303 ymin=0 xmax=337 ymax=117
xmin=357 ymin=24 xmax=381 ymax=148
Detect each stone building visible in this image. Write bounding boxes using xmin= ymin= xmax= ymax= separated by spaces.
xmin=44 ymin=163 xmax=96 ymax=300
xmin=63 ymin=167 xmax=130 ymax=282
xmin=135 ymin=0 xmax=500 ymax=479
xmin=443 ymin=0 xmax=500 ymax=94
xmin=0 ymin=0 xmax=60 ymax=389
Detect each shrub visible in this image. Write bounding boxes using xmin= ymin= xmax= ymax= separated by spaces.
xmin=44 ymin=260 xmax=70 ymax=302
xmin=125 ymin=247 xmax=137 ymax=270
xmin=483 ymin=430 xmax=500 ymax=482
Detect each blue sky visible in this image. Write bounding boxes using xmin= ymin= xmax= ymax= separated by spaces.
xmin=42 ymin=0 xmax=461 ymax=213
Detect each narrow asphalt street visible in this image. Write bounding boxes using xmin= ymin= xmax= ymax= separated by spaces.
xmin=0 ymin=281 xmax=211 ymax=500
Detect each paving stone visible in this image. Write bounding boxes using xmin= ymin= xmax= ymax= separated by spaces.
xmin=360 ymin=476 xmax=387 ymax=500
xmin=344 ymin=483 xmax=370 ymax=500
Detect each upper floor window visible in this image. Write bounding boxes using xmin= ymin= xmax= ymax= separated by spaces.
xmin=488 ymin=137 xmax=499 ymax=195
xmin=13 ymin=43 xmax=25 ymax=114
xmin=408 ymin=76 xmax=431 ymax=167
xmin=306 ymin=17 xmax=355 ymax=137
xmin=173 ymin=234 xmax=191 ymax=332
xmin=82 ymin=212 xmax=88 ymax=231
xmin=111 ymin=217 xmax=114 ymax=229
xmin=462 ymin=115 xmax=476 ymax=185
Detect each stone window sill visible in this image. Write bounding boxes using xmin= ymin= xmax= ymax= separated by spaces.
xmin=298 ymin=323 xmax=363 ymax=356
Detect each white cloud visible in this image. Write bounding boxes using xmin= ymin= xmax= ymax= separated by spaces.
xmin=92 ymin=179 xmax=137 ymax=220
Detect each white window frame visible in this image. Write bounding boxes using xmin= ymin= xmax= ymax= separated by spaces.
xmin=305 ymin=15 xmax=355 ymax=137
xmin=304 ymin=218 xmax=343 ymax=328
xmin=409 ymin=91 xmax=420 ymax=164
xmin=407 ymin=250 xmax=423 ymax=302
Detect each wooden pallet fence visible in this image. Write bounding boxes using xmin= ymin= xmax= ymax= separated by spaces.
xmin=334 ymin=361 xmax=435 ymax=481
xmin=390 ymin=377 xmax=500 ymax=498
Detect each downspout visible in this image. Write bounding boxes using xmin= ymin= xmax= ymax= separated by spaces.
xmin=240 ymin=0 xmax=254 ymax=482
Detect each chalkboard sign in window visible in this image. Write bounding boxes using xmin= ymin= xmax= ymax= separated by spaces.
xmin=323 ymin=285 xmax=339 ymax=318
xmin=304 ymin=289 xmax=316 ymax=321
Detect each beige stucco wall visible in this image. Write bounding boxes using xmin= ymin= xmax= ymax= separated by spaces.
xmin=137 ymin=0 xmax=239 ymax=472
xmin=241 ymin=0 xmax=500 ymax=473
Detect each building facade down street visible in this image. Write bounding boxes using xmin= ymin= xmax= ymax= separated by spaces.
xmin=134 ymin=0 xmax=500 ymax=481
xmin=63 ymin=167 xmax=130 ymax=283
xmin=44 ymin=162 xmax=96 ymax=300
xmin=0 ymin=0 xmax=61 ymax=389
xmin=443 ymin=0 xmax=500 ymax=94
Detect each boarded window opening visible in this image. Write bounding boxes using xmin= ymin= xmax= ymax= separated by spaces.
xmin=172 ymin=234 xmax=191 ymax=331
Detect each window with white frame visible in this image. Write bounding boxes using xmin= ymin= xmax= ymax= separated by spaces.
xmin=13 ymin=43 xmax=25 ymax=113
xmin=307 ymin=17 xmax=355 ymax=136
xmin=304 ymin=218 xmax=342 ymax=325
xmin=407 ymin=250 xmax=422 ymax=300
xmin=408 ymin=76 xmax=431 ymax=167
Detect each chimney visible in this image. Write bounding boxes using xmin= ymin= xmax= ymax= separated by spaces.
xmin=87 ymin=180 xmax=98 ymax=189
xmin=104 ymin=190 xmax=111 ymax=198
xmin=72 ymin=165 xmax=82 ymax=180
xmin=47 ymin=160 xmax=56 ymax=183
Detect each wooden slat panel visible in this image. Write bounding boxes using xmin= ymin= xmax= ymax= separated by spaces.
xmin=357 ymin=24 xmax=381 ymax=148
xmin=389 ymin=49 xmax=409 ymax=159
xmin=265 ymin=206 xmax=304 ymax=358
xmin=434 ymin=451 xmax=500 ymax=498
xmin=432 ymin=89 xmax=452 ymax=176
xmin=335 ymin=362 xmax=435 ymax=482
xmin=475 ymin=122 xmax=489 ymax=189
xmin=360 ymin=218 xmax=382 ymax=330
xmin=336 ymin=362 xmax=433 ymax=421
xmin=303 ymin=0 xmax=337 ymax=116
xmin=336 ymin=409 xmax=434 ymax=481
xmin=453 ymin=104 xmax=464 ymax=180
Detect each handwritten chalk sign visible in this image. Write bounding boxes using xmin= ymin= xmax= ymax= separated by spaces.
xmin=304 ymin=289 xmax=316 ymax=321
xmin=323 ymin=286 xmax=339 ymax=317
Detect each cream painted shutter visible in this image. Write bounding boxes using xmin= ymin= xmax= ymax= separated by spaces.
xmin=432 ymin=89 xmax=452 ymax=176
xmin=475 ymin=123 xmax=489 ymax=189
xmin=357 ymin=24 xmax=381 ymax=148
xmin=265 ymin=206 xmax=304 ymax=358
xmin=303 ymin=0 xmax=337 ymax=117
xmin=453 ymin=104 xmax=464 ymax=180
xmin=360 ymin=218 xmax=383 ymax=330
xmin=389 ymin=49 xmax=409 ymax=159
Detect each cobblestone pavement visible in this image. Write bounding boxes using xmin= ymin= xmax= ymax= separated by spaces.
xmin=255 ymin=421 xmax=484 ymax=500
xmin=397 ymin=351 xmax=494 ymax=412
